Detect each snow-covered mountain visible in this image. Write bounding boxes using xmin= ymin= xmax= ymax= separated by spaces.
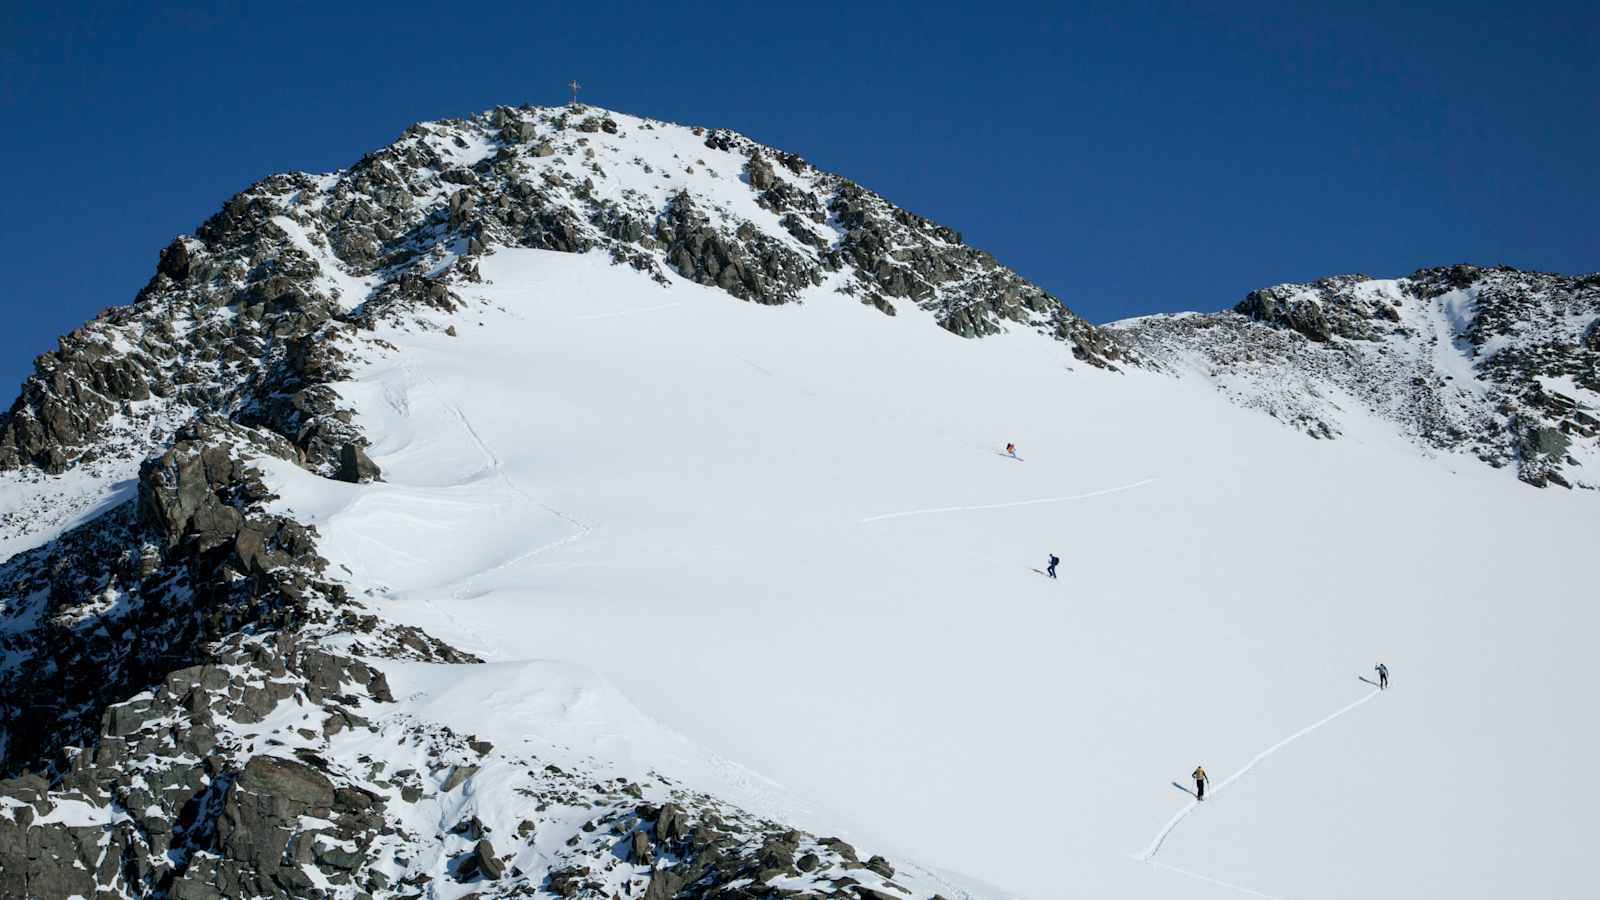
xmin=1 ymin=104 xmax=1595 ymax=900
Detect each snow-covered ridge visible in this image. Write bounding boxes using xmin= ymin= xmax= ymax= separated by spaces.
xmin=1109 ymin=265 xmax=1600 ymax=488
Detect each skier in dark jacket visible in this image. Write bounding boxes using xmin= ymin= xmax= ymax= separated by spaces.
xmin=1375 ymin=662 xmax=1389 ymax=690
xmin=1046 ymin=554 xmax=1059 ymax=579
xmin=1193 ymin=765 xmax=1209 ymax=801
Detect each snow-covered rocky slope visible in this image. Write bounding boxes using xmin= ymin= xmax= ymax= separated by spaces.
xmin=1 ymin=104 xmax=1596 ymax=900
xmin=1110 ymin=267 xmax=1600 ymax=488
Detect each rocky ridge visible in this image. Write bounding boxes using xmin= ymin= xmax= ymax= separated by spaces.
xmin=1111 ymin=265 xmax=1600 ymax=488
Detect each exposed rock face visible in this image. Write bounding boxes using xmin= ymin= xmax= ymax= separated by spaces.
xmin=0 ymin=208 xmax=360 ymax=478
xmin=1113 ymin=265 xmax=1600 ymax=488
xmin=822 ymin=182 xmax=1128 ymax=367
xmin=0 ymin=630 xmax=401 ymax=900
xmin=0 ymin=417 xmax=337 ymax=775
xmin=1236 ymin=284 xmax=1334 ymax=342
xmin=657 ymin=191 xmax=821 ymax=303
xmin=158 ymin=237 xmax=192 ymax=282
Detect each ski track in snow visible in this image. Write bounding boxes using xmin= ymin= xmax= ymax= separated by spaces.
xmin=1141 ymin=858 xmax=1289 ymax=900
xmin=395 ymin=358 xmax=597 ymax=655
xmin=1139 ymin=685 xmax=1376 ymax=864
xmin=858 ymin=477 xmax=1157 ymax=524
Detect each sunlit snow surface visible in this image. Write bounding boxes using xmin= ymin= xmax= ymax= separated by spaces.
xmin=259 ymin=248 xmax=1596 ymax=898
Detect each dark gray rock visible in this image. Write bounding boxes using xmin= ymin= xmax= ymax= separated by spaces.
xmin=458 ymin=839 xmax=505 ymax=881
xmin=630 ymin=829 xmax=653 ymax=864
xmin=657 ymin=192 xmax=818 ymax=305
xmin=864 ymin=854 xmax=895 ymax=878
xmin=1236 ymin=288 xmax=1334 ymax=342
xmin=655 ymin=801 xmax=688 ymax=842
xmin=1523 ymin=425 xmax=1571 ymax=458
xmin=315 ymin=842 xmax=366 ymax=870
xmin=170 ymin=876 xmax=226 ymax=900
xmin=158 ymin=237 xmax=192 ymax=281
xmin=338 ymin=441 xmax=382 ymax=483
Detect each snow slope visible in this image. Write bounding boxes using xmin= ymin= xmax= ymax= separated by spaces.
xmin=263 ymin=246 xmax=1599 ymax=898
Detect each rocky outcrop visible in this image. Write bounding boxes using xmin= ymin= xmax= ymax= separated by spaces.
xmin=337 ymin=441 xmax=381 ymax=483
xmin=1113 ymin=265 xmax=1600 ymax=488
xmin=0 ymin=640 xmax=928 ymax=900
xmin=657 ymin=191 xmax=821 ymax=304
xmin=1236 ymin=286 xmax=1333 ymax=342
xmin=0 ymin=201 xmax=362 ymax=477
xmin=0 ymin=632 xmax=398 ymax=900
xmin=821 ymin=182 xmax=1130 ymax=367
xmin=0 ymin=418 xmax=332 ymax=775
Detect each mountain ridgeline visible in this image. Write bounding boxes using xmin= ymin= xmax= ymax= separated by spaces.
xmin=1111 ymin=266 xmax=1600 ymax=488
xmin=0 ymin=103 xmax=1594 ymax=900
xmin=0 ymin=104 xmax=1127 ymax=479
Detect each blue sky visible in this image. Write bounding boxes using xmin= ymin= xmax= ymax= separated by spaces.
xmin=1 ymin=1 xmax=1595 ymax=393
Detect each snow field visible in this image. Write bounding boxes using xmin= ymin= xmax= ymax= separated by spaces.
xmin=262 ymin=248 xmax=1599 ymax=898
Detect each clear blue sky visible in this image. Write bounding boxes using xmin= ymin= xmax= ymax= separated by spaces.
xmin=2 ymin=1 xmax=1595 ymax=394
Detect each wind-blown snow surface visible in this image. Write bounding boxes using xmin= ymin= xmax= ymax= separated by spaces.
xmin=269 ymin=248 xmax=1596 ymax=898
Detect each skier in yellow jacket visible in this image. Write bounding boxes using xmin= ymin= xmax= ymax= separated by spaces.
xmin=1193 ymin=765 xmax=1210 ymax=801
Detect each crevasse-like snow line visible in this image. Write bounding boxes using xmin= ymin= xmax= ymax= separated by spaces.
xmin=1139 ymin=688 xmax=1382 ymax=862
xmin=858 ymin=478 xmax=1158 ymax=524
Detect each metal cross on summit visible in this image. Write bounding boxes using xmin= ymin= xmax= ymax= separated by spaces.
xmin=568 ymin=79 xmax=582 ymax=107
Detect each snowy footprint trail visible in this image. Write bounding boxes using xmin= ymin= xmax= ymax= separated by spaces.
xmin=1139 ymin=688 xmax=1381 ymax=862
xmin=858 ymin=477 xmax=1157 ymax=524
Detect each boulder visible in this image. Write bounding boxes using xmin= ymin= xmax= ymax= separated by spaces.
xmin=441 ymin=764 xmax=479 ymax=792
xmin=216 ymin=756 xmax=336 ymax=883
xmin=158 ymin=238 xmax=192 ymax=281
xmin=654 ymin=802 xmax=688 ymax=842
xmin=629 ymin=829 xmax=653 ymax=864
xmin=502 ymin=121 xmax=538 ymax=144
xmin=457 ymin=839 xmax=505 ymax=880
xmin=338 ymin=442 xmax=382 ymax=483
xmin=1521 ymin=424 xmax=1570 ymax=458
xmin=746 ymin=154 xmax=776 ymax=190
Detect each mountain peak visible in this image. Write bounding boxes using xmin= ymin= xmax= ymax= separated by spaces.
xmin=0 ymin=103 xmax=1128 ymax=482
